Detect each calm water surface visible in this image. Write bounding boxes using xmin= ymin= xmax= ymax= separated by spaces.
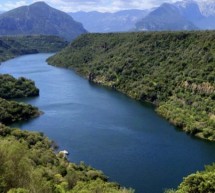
xmin=1 ymin=53 xmax=215 ymax=193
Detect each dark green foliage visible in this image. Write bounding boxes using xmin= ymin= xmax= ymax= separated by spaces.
xmin=0 ymin=74 xmax=40 ymax=125
xmin=0 ymin=97 xmax=40 ymax=125
xmin=48 ymin=31 xmax=215 ymax=141
xmin=0 ymin=124 xmax=133 ymax=193
xmin=0 ymin=74 xmax=39 ymax=99
xmin=165 ymin=164 xmax=215 ymax=193
xmin=0 ymin=35 xmax=68 ymax=62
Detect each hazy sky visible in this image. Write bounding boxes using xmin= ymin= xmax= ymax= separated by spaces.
xmin=0 ymin=0 xmax=184 ymax=12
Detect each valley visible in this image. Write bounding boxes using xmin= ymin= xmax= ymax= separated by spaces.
xmin=0 ymin=0 xmax=214 ymax=193
xmin=48 ymin=31 xmax=215 ymax=141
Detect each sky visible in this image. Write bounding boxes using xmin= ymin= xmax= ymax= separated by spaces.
xmin=0 ymin=0 xmax=195 ymax=12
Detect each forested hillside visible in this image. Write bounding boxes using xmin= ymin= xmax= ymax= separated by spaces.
xmin=0 ymin=35 xmax=68 ymax=62
xmin=0 ymin=74 xmax=40 ymax=124
xmin=0 ymin=74 xmax=39 ymax=99
xmin=48 ymin=31 xmax=215 ymax=141
xmin=165 ymin=163 xmax=215 ymax=193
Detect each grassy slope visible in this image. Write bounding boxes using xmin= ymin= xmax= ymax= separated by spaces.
xmin=47 ymin=31 xmax=215 ymax=141
xmin=0 ymin=35 xmax=68 ymax=62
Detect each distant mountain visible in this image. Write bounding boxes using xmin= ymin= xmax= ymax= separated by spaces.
xmin=194 ymin=0 xmax=215 ymax=29
xmin=0 ymin=2 xmax=87 ymax=41
xmin=175 ymin=0 xmax=204 ymax=22
xmin=198 ymin=0 xmax=215 ymax=16
xmin=69 ymin=9 xmax=149 ymax=32
xmin=135 ymin=0 xmax=215 ymax=31
xmin=135 ymin=3 xmax=198 ymax=31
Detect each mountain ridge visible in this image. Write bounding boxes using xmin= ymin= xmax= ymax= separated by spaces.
xmin=135 ymin=0 xmax=215 ymax=31
xmin=0 ymin=2 xmax=87 ymax=41
xmin=69 ymin=9 xmax=149 ymax=32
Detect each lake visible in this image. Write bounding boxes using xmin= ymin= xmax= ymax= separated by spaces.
xmin=1 ymin=53 xmax=215 ymax=193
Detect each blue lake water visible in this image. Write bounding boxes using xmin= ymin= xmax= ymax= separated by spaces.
xmin=1 ymin=53 xmax=215 ymax=193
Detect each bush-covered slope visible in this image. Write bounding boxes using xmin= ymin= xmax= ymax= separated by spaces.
xmin=0 ymin=74 xmax=39 ymax=99
xmin=47 ymin=31 xmax=215 ymax=141
xmin=0 ymin=97 xmax=40 ymax=125
xmin=0 ymin=74 xmax=40 ymax=124
xmin=0 ymin=124 xmax=133 ymax=193
xmin=165 ymin=163 xmax=215 ymax=193
xmin=0 ymin=35 xmax=68 ymax=62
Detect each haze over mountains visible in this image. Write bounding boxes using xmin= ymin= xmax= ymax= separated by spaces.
xmin=0 ymin=1 xmax=87 ymax=41
xmin=69 ymin=0 xmax=215 ymax=32
xmin=69 ymin=10 xmax=149 ymax=33
xmin=0 ymin=0 xmax=215 ymax=37
xmin=135 ymin=0 xmax=215 ymax=31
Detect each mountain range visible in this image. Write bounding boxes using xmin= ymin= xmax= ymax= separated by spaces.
xmin=69 ymin=0 xmax=215 ymax=32
xmin=135 ymin=0 xmax=215 ymax=31
xmin=69 ymin=10 xmax=149 ymax=33
xmin=0 ymin=2 xmax=87 ymax=41
xmin=0 ymin=0 xmax=215 ymax=36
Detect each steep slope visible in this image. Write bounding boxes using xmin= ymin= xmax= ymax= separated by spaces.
xmin=198 ymin=0 xmax=215 ymax=17
xmin=0 ymin=35 xmax=68 ymax=62
xmin=70 ymin=9 xmax=148 ymax=32
xmin=135 ymin=0 xmax=215 ymax=31
xmin=135 ymin=3 xmax=198 ymax=31
xmin=175 ymin=0 xmax=203 ymax=22
xmin=48 ymin=31 xmax=215 ymax=141
xmin=0 ymin=1 xmax=87 ymax=41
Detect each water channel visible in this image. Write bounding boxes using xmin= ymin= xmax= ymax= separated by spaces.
xmin=1 ymin=53 xmax=215 ymax=193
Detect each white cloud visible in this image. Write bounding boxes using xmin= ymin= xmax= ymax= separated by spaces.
xmin=0 ymin=0 xmax=181 ymax=12
xmin=0 ymin=0 xmax=27 ymax=11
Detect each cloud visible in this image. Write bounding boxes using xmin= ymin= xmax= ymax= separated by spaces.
xmin=0 ymin=0 xmax=180 ymax=12
xmin=0 ymin=0 xmax=28 ymax=11
xmin=41 ymin=0 xmax=178 ymax=12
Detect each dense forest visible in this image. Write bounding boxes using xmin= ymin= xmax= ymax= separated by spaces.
xmin=0 ymin=74 xmax=40 ymax=124
xmin=0 ymin=97 xmax=40 ymax=125
xmin=165 ymin=163 xmax=215 ymax=193
xmin=0 ymin=74 xmax=39 ymax=99
xmin=47 ymin=31 xmax=215 ymax=141
xmin=0 ymin=35 xmax=68 ymax=62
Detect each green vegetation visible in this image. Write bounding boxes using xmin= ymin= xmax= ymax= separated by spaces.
xmin=0 ymin=35 xmax=68 ymax=62
xmin=0 ymin=74 xmax=39 ymax=99
xmin=0 ymin=124 xmax=133 ymax=193
xmin=165 ymin=164 xmax=215 ymax=193
xmin=47 ymin=31 xmax=215 ymax=141
xmin=0 ymin=97 xmax=40 ymax=125
xmin=0 ymin=74 xmax=40 ymax=125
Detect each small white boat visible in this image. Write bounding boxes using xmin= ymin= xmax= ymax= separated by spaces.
xmin=59 ymin=150 xmax=69 ymax=155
